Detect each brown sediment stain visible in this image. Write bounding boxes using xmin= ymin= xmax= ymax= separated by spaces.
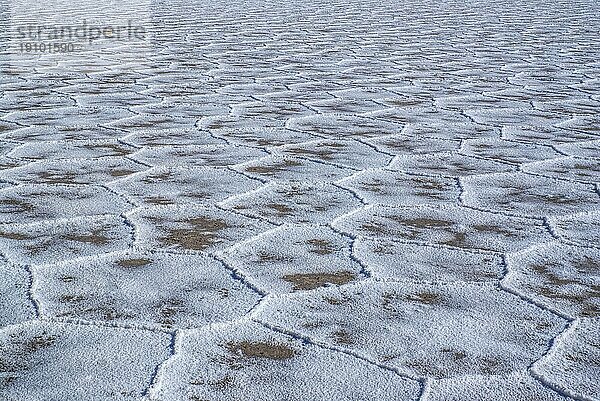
xmin=266 ymin=203 xmax=294 ymax=216
xmin=0 ymin=198 xmax=34 ymax=213
xmin=159 ymin=216 xmax=229 ymax=251
xmin=332 ymin=329 xmax=354 ymax=345
xmin=529 ymin=259 xmax=599 ymax=317
xmin=282 ymin=271 xmax=355 ymax=291
xmin=305 ymin=238 xmax=338 ymax=255
xmin=142 ymin=171 xmax=173 ymax=183
xmin=63 ymin=228 xmax=111 ymax=245
xmin=405 ymin=291 xmax=443 ymax=305
xmin=144 ymin=196 xmax=174 ymax=205
xmin=245 ymin=159 xmax=302 ymax=176
xmin=109 ymin=169 xmax=136 ymax=177
xmin=37 ymin=171 xmax=77 ymax=184
xmin=225 ymin=341 xmax=296 ymax=360
xmin=116 ymin=258 xmax=152 ymax=268
xmin=257 ymin=250 xmax=293 ymax=263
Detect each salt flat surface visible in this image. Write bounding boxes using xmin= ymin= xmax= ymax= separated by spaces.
xmin=0 ymin=0 xmax=599 ymax=399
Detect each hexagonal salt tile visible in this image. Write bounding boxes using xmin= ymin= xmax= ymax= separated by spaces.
xmin=274 ymin=139 xmax=392 ymax=170
xmin=286 ymin=114 xmax=403 ymax=138
xmin=401 ymin=123 xmax=498 ymax=140
xmin=354 ymin=238 xmax=503 ymax=282
xmin=462 ymin=172 xmax=599 ymax=217
xmin=333 ymin=205 xmax=553 ymax=252
xmin=121 ymin=128 xmax=225 ymax=147
xmin=131 ymin=145 xmax=268 ymax=167
xmin=33 ymin=251 xmax=261 ymax=329
xmin=109 ymin=166 xmax=262 ymax=206
xmin=557 ymin=140 xmax=600 ymax=160
xmin=230 ymin=100 xmax=313 ymax=120
xmin=221 ymin=181 xmax=362 ymax=224
xmin=107 ymin=113 xmax=196 ymax=132
xmin=236 ymin=155 xmax=355 ymax=182
xmin=0 ymin=126 xmax=124 ymax=142
xmin=2 ymin=106 xmax=133 ymax=128
xmin=0 ymin=261 xmax=36 ymax=328
xmin=129 ymin=205 xmax=274 ymax=253
xmin=339 ymin=169 xmax=459 ymax=205
xmin=212 ymin=127 xmax=317 ymax=148
xmin=533 ymin=319 xmax=600 ymax=401
xmin=0 ymin=216 xmax=132 ymax=265
xmin=505 ymin=242 xmax=599 ymax=318
xmin=0 ymin=321 xmax=171 ymax=401
xmin=222 ymin=225 xmax=363 ymax=293
xmin=256 ymin=281 xmax=565 ymax=378
xmin=6 ymin=140 xmax=136 ymax=161
xmin=0 ymin=184 xmax=131 ymax=224
xmin=365 ymin=134 xmax=461 ymax=156
xmin=549 ymin=211 xmax=600 ymax=248
xmin=428 ymin=372 xmax=572 ymax=401
xmin=523 ymin=157 xmax=600 ymax=184
xmin=461 ymin=138 xmax=562 ymax=164
xmin=0 ymin=157 xmax=146 ymax=185
xmin=390 ymin=152 xmax=516 ymax=177
xmin=502 ymin=126 xmax=597 ymax=146
xmin=150 ymin=321 xmax=420 ymax=401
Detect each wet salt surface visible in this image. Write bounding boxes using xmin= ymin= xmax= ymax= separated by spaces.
xmin=0 ymin=0 xmax=599 ymax=400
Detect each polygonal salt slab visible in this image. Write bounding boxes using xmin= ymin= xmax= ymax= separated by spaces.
xmin=333 ymin=205 xmax=553 ymax=252
xmin=0 ymin=261 xmax=36 ymax=328
xmin=121 ymin=128 xmax=225 ymax=147
xmin=428 ymin=372 xmax=572 ymax=401
xmin=461 ymin=172 xmax=599 ymax=217
xmin=236 ymin=155 xmax=355 ymax=182
xmin=0 ymin=321 xmax=171 ymax=401
xmin=549 ymin=212 xmax=600 ymax=248
xmin=33 ymin=251 xmax=261 ymax=329
xmin=0 ymin=216 xmax=132 ymax=265
xmin=221 ymin=181 xmax=362 ymax=224
xmin=222 ymin=225 xmax=362 ymax=293
xmin=0 ymin=184 xmax=131 ymax=224
xmin=211 ymin=127 xmax=317 ymax=147
xmin=150 ymin=321 xmax=420 ymax=401
xmin=464 ymin=108 xmax=562 ymax=127
xmin=365 ymin=134 xmax=461 ymax=156
xmin=129 ymin=205 xmax=274 ymax=253
xmin=131 ymin=145 xmax=268 ymax=167
xmin=107 ymin=113 xmax=196 ymax=132
xmin=2 ymin=106 xmax=133 ymax=128
xmin=502 ymin=126 xmax=597 ymax=145
xmin=523 ymin=157 xmax=600 ymax=184
xmin=505 ymin=242 xmax=600 ymax=318
xmin=354 ymin=238 xmax=503 ymax=282
xmin=533 ymin=319 xmax=600 ymax=401
xmin=132 ymin=101 xmax=230 ymax=119
xmin=556 ymin=115 xmax=600 ymax=135
xmin=390 ymin=152 xmax=516 ymax=177
xmin=339 ymin=169 xmax=459 ymax=205
xmin=306 ymin=98 xmax=384 ymax=114
xmin=461 ymin=138 xmax=562 ymax=164
xmin=0 ymin=157 xmax=146 ymax=185
xmin=286 ymin=114 xmax=403 ymax=138
xmin=401 ymin=123 xmax=498 ymax=140
xmin=230 ymin=100 xmax=313 ymax=120
xmin=274 ymin=139 xmax=392 ymax=170
xmin=0 ymin=126 xmax=124 ymax=142
xmin=109 ymin=166 xmax=262 ymax=206
xmin=557 ymin=140 xmax=600 ymax=160
xmin=6 ymin=140 xmax=136 ymax=161
xmin=366 ymin=107 xmax=467 ymax=126
xmin=256 ymin=281 xmax=565 ymax=378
